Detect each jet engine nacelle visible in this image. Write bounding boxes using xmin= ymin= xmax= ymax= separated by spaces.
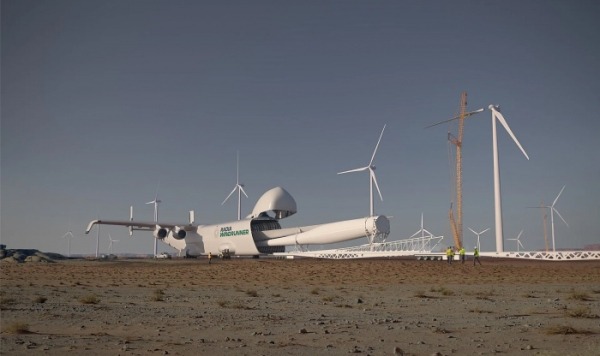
xmin=172 ymin=227 xmax=186 ymax=240
xmin=153 ymin=226 xmax=168 ymax=240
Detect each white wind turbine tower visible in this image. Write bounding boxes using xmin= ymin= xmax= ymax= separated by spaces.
xmin=146 ymin=182 xmax=161 ymax=257
xmin=507 ymin=230 xmax=525 ymax=252
xmin=338 ymin=124 xmax=386 ymax=217
xmin=546 ymin=185 xmax=569 ymax=252
xmin=222 ymin=151 xmax=248 ymax=220
xmin=107 ymin=233 xmax=119 ymax=254
xmin=468 ymin=227 xmax=489 ymax=252
xmin=488 ymin=105 xmax=530 ymax=253
xmin=62 ymin=228 xmax=74 ymax=257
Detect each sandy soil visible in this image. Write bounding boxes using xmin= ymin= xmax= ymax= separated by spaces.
xmin=1 ymin=257 xmax=599 ymax=355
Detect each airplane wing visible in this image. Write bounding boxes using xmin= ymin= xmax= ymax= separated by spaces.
xmin=85 ymin=219 xmax=195 ymax=234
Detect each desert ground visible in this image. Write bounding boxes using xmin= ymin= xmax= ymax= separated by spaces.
xmin=1 ymin=257 xmax=599 ymax=355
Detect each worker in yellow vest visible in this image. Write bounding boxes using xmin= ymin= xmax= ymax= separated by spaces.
xmin=446 ymin=247 xmax=453 ymax=264
xmin=473 ymin=247 xmax=481 ymax=266
xmin=459 ymin=247 xmax=466 ymax=264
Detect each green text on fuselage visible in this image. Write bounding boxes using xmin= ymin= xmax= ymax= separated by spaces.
xmin=219 ymin=226 xmax=249 ymax=237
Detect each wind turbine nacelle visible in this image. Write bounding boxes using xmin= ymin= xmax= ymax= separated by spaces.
xmin=153 ymin=226 xmax=168 ymax=240
xmin=172 ymin=227 xmax=186 ymax=240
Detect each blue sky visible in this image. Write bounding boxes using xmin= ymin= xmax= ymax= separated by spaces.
xmin=2 ymin=0 xmax=599 ymax=256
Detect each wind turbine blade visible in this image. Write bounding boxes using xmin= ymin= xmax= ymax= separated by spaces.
xmin=425 ymin=117 xmax=457 ymax=129
xmin=481 ymin=228 xmax=490 ymax=234
xmin=369 ymin=124 xmax=386 ymax=166
xmin=154 ymin=181 xmax=161 ymax=201
xmin=492 ymin=107 xmax=530 ymax=160
xmin=370 ymin=169 xmax=383 ymax=201
xmin=239 ymin=185 xmax=248 ymax=198
xmin=425 ymin=108 xmax=485 ymax=129
xmin=468 ymin=227 xmax=477 ymax=235
xmin=517 ymin=230 xmax=524 ymax=240
xmin=236 ymin=151 xmax=240 ymax=184
xmin=552 ymin=207 xmax=569 ymax=227
xmin=553 ymin=185 xmax=566 ymax=206
xmin=338 ymin=166 xmax=368 ymax=175
xmin=518 ymin=241 xmax=524 ymax=249
xmin=146 ymin=200 xmax=154 ymax=205
xmin=222 ymin=186 xmax=237 ymax=205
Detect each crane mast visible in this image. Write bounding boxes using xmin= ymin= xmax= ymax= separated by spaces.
xmin=448 ymin=92 xmax=468 ymax=249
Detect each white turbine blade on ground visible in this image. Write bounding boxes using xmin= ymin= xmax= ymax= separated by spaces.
xmin=552 ymin=207 xmax=569 ymax=227
xmin=338 ymin=166 xmax=368 ymax=175
xmin=369 ymin=124 xmax=386 ymax=166
xmin=490 ymin=106 xmax=530 ymax=160
xmin=370 ymin=169 xmax=383 ymax=201
xmin=222 ymin=186 xmax=238 ymax=205
xmin=553 ymin=185 xmax=566 ymax=206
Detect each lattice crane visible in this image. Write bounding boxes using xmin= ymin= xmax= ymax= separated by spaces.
xmin=447 ymin=92 xmax=468 ymax=249
xmin=427 ymin=92 xmax=483 ymax=250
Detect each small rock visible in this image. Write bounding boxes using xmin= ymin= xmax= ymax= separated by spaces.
xmin=299 ymin=328 xmax=308 ymax=334
xmin=393 ymin=346 xmax=404 ymax=355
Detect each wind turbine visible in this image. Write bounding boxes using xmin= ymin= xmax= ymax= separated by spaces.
xmin=410 ymin=213 xmax=435 ymax=251
xmin=488 ymin=105 xmax=530 ymax=253
xmin=468 ymin=227 xmax=489 ymax=252
xmin=543 ymin=186 xmax=569 ymax=252
xmin=61 ymin=229 xmax=74 ymax=257
xmin=222 ymin=151 xmax=248 ymax=220
xmin=338 ymin=124 xmax=386 ymax=217
xmin=507 ymin=230 xmax=525 ymax=252
xmin=128 ymin=205 xmax=134 ymax=237
xmin=411 ymin=213 xmax=434 ymax=239
xmin=146 ymin=182 xmax=161 ymax=257
xmin=107 ymin=233 xmax=119 ymax=254
xmin=95 ymin=223 xmax=100 ymax=258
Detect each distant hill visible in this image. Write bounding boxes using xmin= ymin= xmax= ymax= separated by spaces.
xmin=583 ymin=244 xmax=600 ymax=251
xmin=0 ymin=246 xmax=65 ymax=263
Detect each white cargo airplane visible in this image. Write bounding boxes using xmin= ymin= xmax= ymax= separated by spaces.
xmin=85 ymin=187 xmax=390 ymax=257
